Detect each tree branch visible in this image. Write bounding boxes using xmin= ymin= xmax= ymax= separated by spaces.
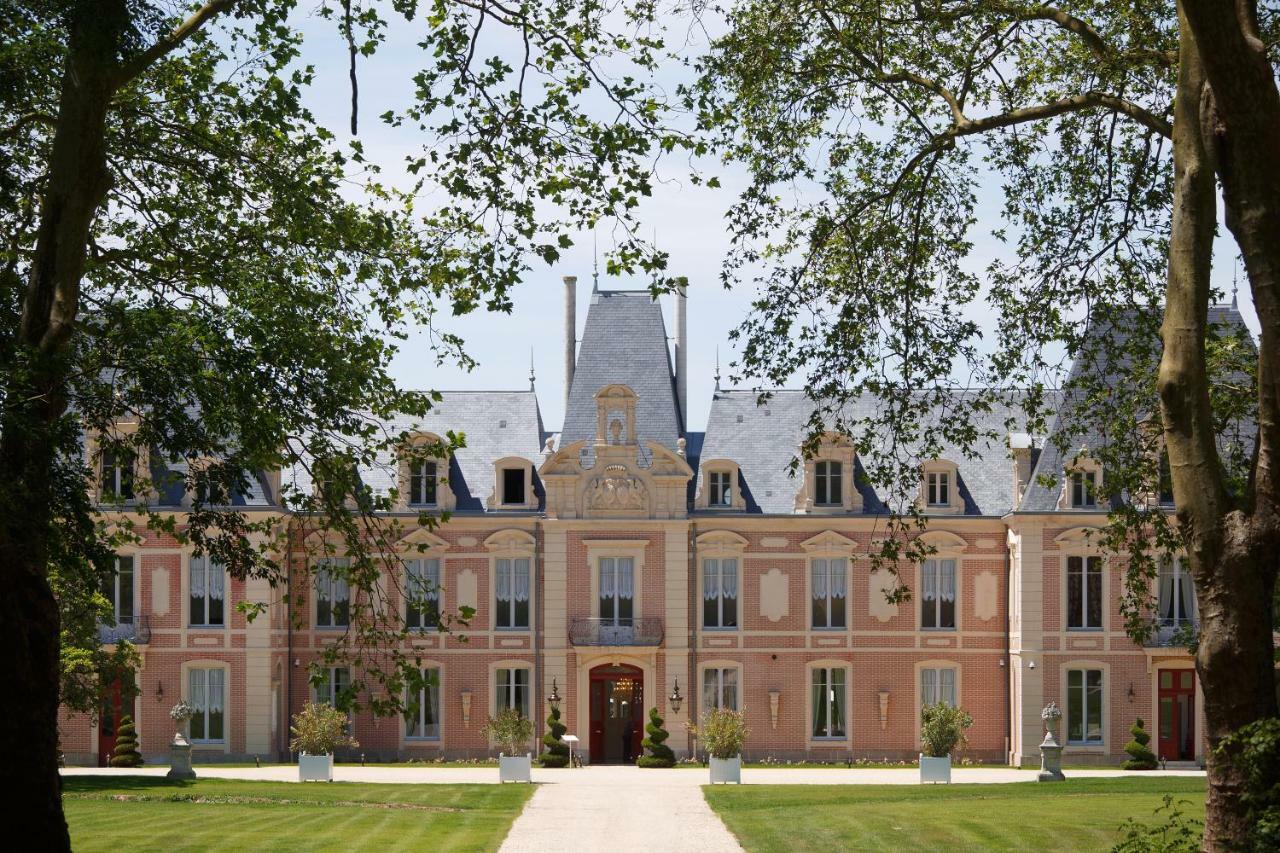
xmin=111 ymin=0 xmax=239 ymax=90
xmin=0 ymin=111 xmax=57 ymax=141
xmin=946 ymin=91 xmax=1173 ymax=140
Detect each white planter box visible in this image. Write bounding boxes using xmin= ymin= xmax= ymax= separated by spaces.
xmin=499 ymin=753 xmax=532 ymax=783
xmin=709 ymin=755 xmax=742 ymax=784
xmin=298 ymin=753 xmax=333 ymax=782
xmin=919 ymin=754 xmax=951 ymax=784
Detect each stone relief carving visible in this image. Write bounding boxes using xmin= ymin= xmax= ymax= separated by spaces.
xmin=586 ymin=465 xmax=647 ymax=511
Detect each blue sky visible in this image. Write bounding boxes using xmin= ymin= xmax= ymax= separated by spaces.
xmin=287 ymin=7 xmax=1258 ymax=433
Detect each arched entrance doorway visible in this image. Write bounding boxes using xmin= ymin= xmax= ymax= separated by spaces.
xmin=589 ymin=663 xmax=643 ymax=764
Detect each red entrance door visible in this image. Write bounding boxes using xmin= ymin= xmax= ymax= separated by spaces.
xmin=588 ymin=664 xmax=643 ymax=764
xmin=1158 ymin=669 xmax=1196 ymax=761
xmin=98 ymin=677 xmax=126 ymax=767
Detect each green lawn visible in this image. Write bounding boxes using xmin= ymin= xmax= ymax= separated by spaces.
xmin=703 ymin=778 xmax=1206 ymax=852
xmin=63 ymin=776 xmax=533 ymax=853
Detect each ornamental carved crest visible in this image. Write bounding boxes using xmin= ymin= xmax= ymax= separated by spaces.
xmin=586 ymin=466 xmax=647 ymax=511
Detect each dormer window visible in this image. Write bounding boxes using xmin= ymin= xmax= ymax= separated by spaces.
xmin=920 ymin=460 xmax=962 ymax=514
xmin=489 ymin=458 xmax=534 ymax=510
xmin=101 ymin=447 xmax=136 ymax=501
xmin=710 ymin=471 xmax=732 ymax=507
xmin=502 ymin=468 xmax=526 ymax=505
xmin=410 ymin=460 xmax=439 ymax=507
xmin=1070 ymin=470 xmax=1098 ymax=508
xmin=815 ymin=460 xmax=842 ymax=506
xmin=926 ymin=471 xmax=950 ymax=507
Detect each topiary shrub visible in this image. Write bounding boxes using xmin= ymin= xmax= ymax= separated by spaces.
xmin=109 ymin=714 xmax=143 ymax=767
xmin=1123 ymin=717 xmax=1158 ymax=770
xmin=540 ymin=704 xmax=570 ymax=767
xmin=637 ymin=706 xmax=676 ymax=768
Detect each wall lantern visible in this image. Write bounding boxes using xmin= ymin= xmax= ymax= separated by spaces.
xmin=461 ymin=689 xmax=473 ymax=727
xmin=1127 ymin=683 xmax=1136 ymax=703
xmin=156 ymin=680 xmax=164 ymax=702
xmin=668 ymin=678 xmax=683 ymax=714
xmin=547 ymin=678 xmax=562 ymax=712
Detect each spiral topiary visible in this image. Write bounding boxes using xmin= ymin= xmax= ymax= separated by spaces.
xmin=1123 ymin=717 xmax=1158 ymax=770
xmin=637 ymin=706 xmax=676 ymax=768
xmin=109 ymin=714 xmax=144 ymax=767
xmin=540 ymin=704 xmax=570 ymax=767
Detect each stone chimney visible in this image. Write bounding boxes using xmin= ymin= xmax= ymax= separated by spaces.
xmin=674 ymin=276 xmax=688 ymax=429
xmin=563 ymin=276 xmax=577 ymax=410
xmin=1009 ymin=432 xmax=1033 ymax=509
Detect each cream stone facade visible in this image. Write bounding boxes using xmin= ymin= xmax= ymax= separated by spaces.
xmin=61 ymin=284 xmax=1252 ymax=767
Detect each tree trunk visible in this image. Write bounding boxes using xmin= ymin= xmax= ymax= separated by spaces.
xmin=0 ymin=4 xmax=128 ymax=849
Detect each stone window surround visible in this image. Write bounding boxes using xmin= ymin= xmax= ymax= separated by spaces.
xmin=398 ymin=529 xmax=449 ymax=630
xmin=486 ymin=529 xmax=536 ymax=632
xmin=913 ymin=659 xmax=962 ymax=748
xmin=1060 ymin=659 xmax=1110 ymax=752
xmin=402 ymin=663 xmax=444 ymax=745
xmin=489 ymin=659 xmax=533 ymax=721
xmin=86 ymin=422 xmax=151 ymax=505
xmin=187 ymin=552 xmax=228 ymax=629
xmin=584 ymin=538 xmax=648 ymax=622
xmin=806 ymin=658 xmax=852 ymax=745
xmin=698 ymin=659 xmax=742 ymax=711
xmin=919 ymin=459 xmax=963 ymax=514
xmin=802 ymin=530 xmax=857 ymax=631
xmin=1054 ymin=527 xmax=1108 ymax=634
xmin=913 ymin=531 xmax=968 ymax=632
xmin=180 ymin=659 xmax=231 ymax=752
xmin=796 ymin=433 xmax=862 ymax=514
xmin=397 ymin=431 xmax=455 ymax=512
xmin=103 ymin=548 xmax=140 ymax=630
xmin=1058 ymin=451 xmax=1104 ymax=510
xmin=697 ymin=459 xmax=746 ymax=510
xmin=696 ymin=530 xmax=748 ymax=632
xmin=489 ymin=456 xmax=537 ymax=510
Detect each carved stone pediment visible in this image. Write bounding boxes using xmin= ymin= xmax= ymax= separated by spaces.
xmin=586 ymin=465 xmax=647 ymax=512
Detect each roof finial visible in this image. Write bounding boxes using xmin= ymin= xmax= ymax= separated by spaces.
xmin=592 ymin=230 xmax=599 ymax=294
xmin=714 ymin=345 xmax=722 ymax=392
xmin=1232 ymin=262 xmax=1239 ymax=309
xmin=529 ymin=347 xmax=536 ymax=391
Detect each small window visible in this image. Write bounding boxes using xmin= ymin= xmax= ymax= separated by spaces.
xmin=709 ymin=471 xmax=733 ymax=507
xmin=190 ymin=555 xmax=226 ymax=627
xmin=410 ymin=460 xmax=438 ymax=506
xmin=405 ymin=558 xmax=440 ymax=630
xmin=495 ymin=558 xmax=530 ymax=629
xmin=496 ymin=667 xmax=530 ymax=717
xmin=703 ymin=667 xmax=739 ymax=710
xmin=927 ymin=471 xmax=950 ymax=507
xmin=702 ymin=558 xmax=739 ymax=629
xmin=599 ymin=557 xmax=634 ymax=626
xmin=405 ymin=667 xmax=441 ymax=740
xmin=101 ymin=447 xmax=136 ymax=501
xmin=815 ymin=461 xmax=842 ymax=506
xmin=101 ymin=555 xmax=134 ymax=625
xmin=188 ymin=668 xmax=225 ymax=742
xmin=921 ymin=559 xmax=957 ymax=630
xmin=501 ymin=467 xmax=526 ymax=505
xmin=1066 ymin=555 xmax=1103 ymax=630
xmin=315 ymin=558 xmax=351 ymax=628
xmin=316 ymin=665 xmax=351 ymax=710
xmin=1067 ymin=668 xmax=1104 ymax=744
xmin=811 ymin=558 xmax=847 ymax=629
xmin=1157 ymin=558 xmax=1196 ymax=627
xmin=1070 ymin=470 xmax=1099 ymax=508
xmin=1158 ymin=454 xmax=1174 ymax=504
xmin=811 ymin=667 xmax=846 ymax=739
xmin=921 ymin=667 xmax=957 ymax=707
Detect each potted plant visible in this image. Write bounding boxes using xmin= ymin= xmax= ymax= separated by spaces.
xmin=290 ymin=701 xmax=358 ymax=782
xmin=694 ymin=707 xmax=749 ymax=784
xmin=919 ymin=702 xmax=973 ymax=783
xmin=484 ymin=707 xmax=534 ymax=782
xmin=166 ymin=701 xmax=197 ymax=780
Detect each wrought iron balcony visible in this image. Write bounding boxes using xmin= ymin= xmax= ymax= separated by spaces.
xmin=97 ymin=615 xmax=151 ymax=645
xmin=568 ymin=617 xmax=663 ymax=647
xmin=1145 ymin=618 xmax=1198 ymax=648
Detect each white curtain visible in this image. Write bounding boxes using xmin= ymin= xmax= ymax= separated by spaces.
xmin=1179 ymin=569 xmax=1196 ymax=620
xmin=599 ymin=557 xmax=615 ymax=599
xmin=209 ymin=560 xmax=225 ymax=601
xmin=723 ymin=668 xmax=738 ymax=710
xmin=207 ymin=669 xmax=225 ymax=713
xmin=922 ymin=668 xmax=937 ymax=706
xmin=1158 ymin=568 xmax=1176 ymax=620
xmin=722 ymin=559 xmax=738 ymax=599
xmin=829 ymin=558 xmax=847 ymax=598
xmin=922 ymin=561 xmax=938 ymax=601
xmin=617 ymin=557 xmax=634 ymax=599
xmin=939 ymin=668 xmax=956 ymax=705
xmin=496 ymin=559 xmax=512 ymax=602
xmin=939 ymin=560 xmax=956 ymax=603
xmin=812 ymin=559 xmax=828 ymax=599
xmin=189 ymin=669 xmax=206 ymax=712
xmin=513 ymin=558 xmax=531 ymax=602
xmin=703 ymin=559 xmax=719 ymax=600
xmin=425 ymin=559 xmax=440 ymax=601
xmin=191 ymin=556 xmax=206 ymax=599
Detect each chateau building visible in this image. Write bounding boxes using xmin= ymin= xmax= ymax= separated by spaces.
xmin=60 ymin=278 xmax=1232 ymax=768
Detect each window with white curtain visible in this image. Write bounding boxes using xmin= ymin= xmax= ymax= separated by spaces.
xmin=1067 ymin=669 xmax=1104 ymax=744
xmin=815 ymin=460 xmax=842 ymax=506
xmin=703 ymin=667 xmax=739 ymax=710
xmin=1157 ymin=558 xmax=1197 ymax=626
xmin=598 ymin=556 xmax=634 ymax=626
xmin=101 ymin=555 xmax=134 ymax=625
xmin=1067 ymin=556 xmax=1103 ymax=630
xmin=702 ymin=558 xmax=738 ymax=629
xmin=496 ymin=667 xmax=530 ymax=717
xmin=811 ymin=557 xmax=848 ymax=629
xmin=405 ymin=558 xmax=441 ymax=630
xmin=315 ymin=665 xmax=351 ymax=708
xmin=315 ymin=558 xmax=351 ymax=628
xmin=189 ymin=554 xmax=226 ymax=627
xmin=495 ymin=557 xmax=531 ymax=629
xmin=405 ymin=667 xmax=441 ymax=739
xmin=921 ymin=667 xmax=957 ymax=707
xmin=921 ymin=559 xmax=957 ymax=629
xmin=811 ymin=667 xmax=847 ymax=739
xmin=188 ymin=667 xmax=225 ymax=742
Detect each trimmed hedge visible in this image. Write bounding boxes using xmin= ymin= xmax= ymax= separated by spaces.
xmin=109 ymin=715 xmax=143 ymax=768
xmin=1122 ymin=718 xmax=1158 ymax=770
xmin=638 ymin=706 xmax=675 ymax=768
xmin=540 ymin=704 xmax=570 ymax=768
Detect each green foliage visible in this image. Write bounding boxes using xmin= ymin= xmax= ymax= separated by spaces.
xmin=108 ymin=714 xmax=143 ymax=768
xmin=638 ymin=706 xmax=675 ymax=768
xmin=483 ymin=708 xmax=533 ymax=757
xmin=1123 ymin=718 xmax=1158 ymax=770
xmin=1113 ymin=795 xmax=1203 ymax=852
xmin=1218 ymin=717 xmax=1280 ymax=850
xmin=539 ymin=704 xmax=569 ymax=768
xmin=920 ymin=703 xmax=973 ymax=758
xmin=692 ymin=707 xmax=749 ymax=761
xmin=289 ymin=702 xmax=358 ymax=756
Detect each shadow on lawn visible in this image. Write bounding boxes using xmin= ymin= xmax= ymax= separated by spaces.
xmin=63 ymin=776 xmax=198 ymax=794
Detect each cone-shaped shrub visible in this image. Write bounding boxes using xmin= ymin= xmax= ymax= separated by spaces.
xmin=1123 ymin=717 xmax=1158 ymax=769
xmin=638 ymin=706 xmax=676 ymax=767
xmin=110 ymin=715 xmax=144 ymax=767
xmin=540 ymin=704 xmax=570 ymax=767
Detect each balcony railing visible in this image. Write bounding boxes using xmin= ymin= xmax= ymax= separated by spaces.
xmin=1145 ymin=618 xmax=1198 ymax=648
xmin=569 ymin=617 xmax=663 ymax=647
xmin=97 ymin=615 xmax=151 ymax=645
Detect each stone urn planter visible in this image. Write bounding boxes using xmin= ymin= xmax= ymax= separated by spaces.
xmin=166 ymin=702 xmax=197 ymax=780
xmin=709 ymin=755 xmax=742 ymax=784
xmin=298 ymin=752 xmax=335 ymax=782
xmin=919 ymin=754 xmax=951 ymax=784
xmin=1037 ymin=702 xmax=1065 ymax=782
xmin=499 ymin=753 xmax=533 ymax=783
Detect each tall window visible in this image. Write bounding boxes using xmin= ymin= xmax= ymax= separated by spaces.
xmin=409 ymin=460 xmax=438 ymax=506
xmin=100 ymin=447 xmax=135 ymax=500
xmin=405 ymin=667 xmax=441 ymax=740
xmin=811 ymin=557 xmax=847 ymax=629
xmin=316 ymin=666 xmax=351 ymax=709
xmin=709 ymin=471 xmax=733 ymax=507
xmin=496 ymin=667 xmax=530 ymax=717
xmin=598 ymin=556 xmax=633 ymax=625
xmin=815 ymin=461 xmax=842 ymax=506
xmin=1066 ymin=556 xmax=1103 ymax=630
xmin=703 ymin=667 xmax=739 ymax=710
xmin=494 ymin=557 xmax=531 ymax=629
xmin=702 ymin=558 xmax=738 ymax=629
xmin=188 ymin=667 xmax=225 ymax=742
xmin=101 ymin=555 xmax=134 ymax=625
xmin=811 ymin=667 xmax=847 ymax=739
xmin=315 ymin=558 xmax=351 ymax=628
xmin=926 ymin=471 xmax=950 ymax=507
xmin=921 ymin=559 xmax=957 ymax=629
xmin=405 ymin=558 xmax=441 ymax=629
xmin=1066 ymin=669 xmax=1104 ymax=744
xmin=1070 ymin=470 xmax=1099 ymax=508
xmin=921 ymin=667 xmax=957 ymax=707
xmin=190 ymin=554 xmax=226 ymax=627
xmin=501 ymin=467 xmax=526 ymax=505
xmin=1157 ymin=558 xmax=1196 ymax=626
